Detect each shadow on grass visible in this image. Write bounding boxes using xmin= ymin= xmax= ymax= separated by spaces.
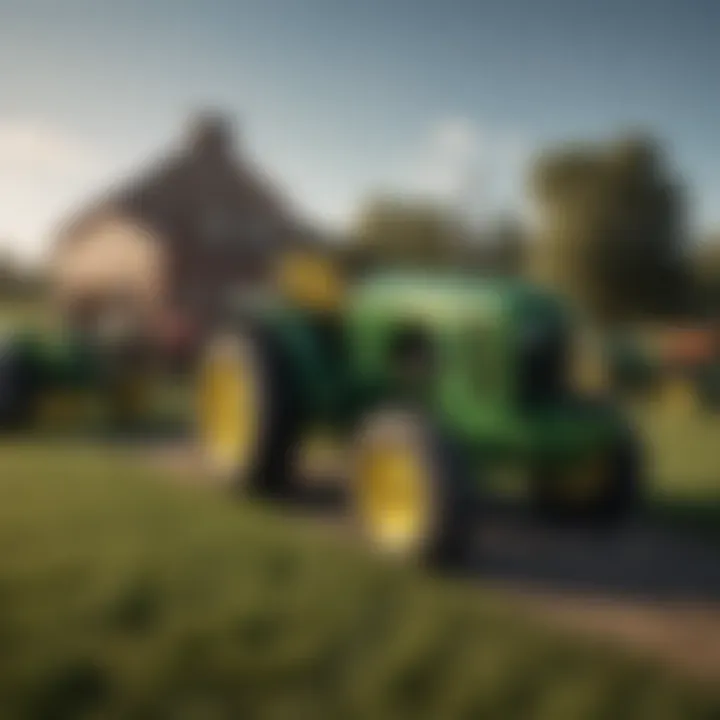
xmin=275 ymin=485 xmax=720 ymax=604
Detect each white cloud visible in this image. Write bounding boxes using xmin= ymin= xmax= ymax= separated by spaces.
xmin=396 ymin=117 xmax=533 ymax=225
xmin=0 ymin=119 xmax=98 ymax=178
xmin=0 ymin=118 xmax=109 ymax=264
xmin=431 ymin=118 xmax=481 ymax=163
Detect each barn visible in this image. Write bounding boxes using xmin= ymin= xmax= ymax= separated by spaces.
xmin=51 ymin=113 xmax=319 ymax=343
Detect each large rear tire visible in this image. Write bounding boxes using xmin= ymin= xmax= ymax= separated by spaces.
xmin=196 ymin=327 xmax=301 ymax=498
xmin=350 ymin=409 xmax=477 ymax=570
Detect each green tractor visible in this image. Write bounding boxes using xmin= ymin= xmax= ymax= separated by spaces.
xmin=0 ymin=312 xmax=156 ymax=433
xmin=195 ymin=251 xmax=643 ymax=567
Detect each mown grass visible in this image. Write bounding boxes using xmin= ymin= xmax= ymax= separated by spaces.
xmin=630 ymin=403 xmax=720 ymax=538
xmin=636 ymin=406 xmax=720 ymax=498
xmin=0 ymin=442 xmax=717 ymax=720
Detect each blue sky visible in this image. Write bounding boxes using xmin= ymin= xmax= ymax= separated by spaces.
xmin=1 ymin=0 xmax=718 ymax=261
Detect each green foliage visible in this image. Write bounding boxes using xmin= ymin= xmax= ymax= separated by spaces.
xmin=462 ymin=215 xmax=527 ymax=277
xmin=529 ymin=134 xmax=689 ymax=325
xmin=692 ymin=235 xmax=720 ymax=316
xmin=352 ymin=195 xmax=528 ymax=279
xmin=0 ymin=442 xmax=716 ymax=719
xmin=352 ymin=195 xmax=460 ymax=270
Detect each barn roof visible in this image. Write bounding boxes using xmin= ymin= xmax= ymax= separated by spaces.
xmin=54 ymin=112 xmax=317 ymax=251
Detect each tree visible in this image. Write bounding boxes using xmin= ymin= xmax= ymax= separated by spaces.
xmin=461 ymin=215 xmax=527 ymax=277
xmin=352 ymin=195 xmax=460 ymax=270
xmin=692 ymin=234 xmax=720 ymax=317
xmin=485 ymin=215 xmax=527 ymax=276
xmin=528 ymin=134 xmax=689 ymax=324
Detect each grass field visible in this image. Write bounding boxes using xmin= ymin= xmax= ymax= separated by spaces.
xmin=0 ymin=299 xmax=719 ymax=716
xmin=0 ymin=441 xmax=718 ymax=720
xmin=630 ymin=404 xmax=720 ymax=537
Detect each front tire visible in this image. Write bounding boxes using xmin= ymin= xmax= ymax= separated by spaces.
xmin=350 ymin=409 xmax=477 ymax=570
xmin=196 ymin=327 xmax=301 ymax=498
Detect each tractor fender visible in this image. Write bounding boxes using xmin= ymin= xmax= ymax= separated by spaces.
xmin=234 ymin=307 xmax=331 ymax=425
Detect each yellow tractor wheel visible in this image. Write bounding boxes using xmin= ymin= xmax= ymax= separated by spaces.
xmin=196 ymin=330 xmax=300 ymax=496
xmin=197 ymin=334 xmax=263 ymax=483
xmin=351 ymin=410 xmax=476 ymax=568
